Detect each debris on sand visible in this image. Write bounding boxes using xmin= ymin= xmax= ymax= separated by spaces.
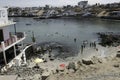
xmin=67 ymin=62 xmax=76 ymax=71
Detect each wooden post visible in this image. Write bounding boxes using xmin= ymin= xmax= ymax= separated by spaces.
xmin=1 ymin=42 xmax=7 ymax=65
xmin=23 ymin=52 xmax=26 ymax=64
xmin=24 ymin=32 xmax=26 ymax=37
xmin=14 ymin=45 xmax=16 ymax=57
xmin=14 ymin=24 xmax=17 ymax=35
xmin=31 ymin=31 xmax=36 ymax=43
xmin=21 ymin=41 xmax=24 ymax=50
xmin=14 ymin=35 xmax=18 ymax=41
xmin=3 ymin=51 xmax=7 ymax=65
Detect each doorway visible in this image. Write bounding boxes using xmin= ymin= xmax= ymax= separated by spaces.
xmin=0 ymin=29 xmax=4 ymax=42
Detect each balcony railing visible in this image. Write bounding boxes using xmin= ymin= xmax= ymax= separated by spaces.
xmin=0 ymin=20 xmax=15 ymax=27
xmin=0 ymin=32 xmax=25 ymax=52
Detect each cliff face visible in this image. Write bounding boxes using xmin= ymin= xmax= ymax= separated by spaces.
xmin=97 ymin=10 xmax=120 ymax=20
xmin=97 ymin=11 xmax=109 ymax=17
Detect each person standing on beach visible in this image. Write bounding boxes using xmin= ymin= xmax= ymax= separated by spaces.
xmin=90 ymin=42 xmax=92 ymax=47
xmin=93 ymin=41 xmax=96 ymax=49
xmin=48 ymin=47 xmax=52 ymax=57
xmin=91 ymin=42 xmax=94 ymax=48
xmin=83 ymin=40 xmax=88 ymax=48
xmin=74 ymin=38 xmax=77 ymax=42
xmin=81 ymin=45 xmax=84 ymax=54
xmin=83 ymin=43 xmax=85 ymax=48
xmin=95 ymin=42 xmax=96 ymax=48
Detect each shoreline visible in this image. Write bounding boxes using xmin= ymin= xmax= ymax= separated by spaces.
xmin=0 ymin=43 xmax=120 ymax=80
xmin=9 ymin=16 xmax=120 ymax=21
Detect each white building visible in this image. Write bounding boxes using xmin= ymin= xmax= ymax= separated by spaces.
xmin=78 ymin=1 xmax=88 ymax=8
xmin=0 ymin=8 xmax=27 ymax=72
xmin=63 ymin=10 xmax=77 ymax=16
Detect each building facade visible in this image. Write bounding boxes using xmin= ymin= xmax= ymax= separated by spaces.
xmin=0 ymin=8 xmax=27 ymax=72
xmin=78 ymin=1 xmax=88 ymax=8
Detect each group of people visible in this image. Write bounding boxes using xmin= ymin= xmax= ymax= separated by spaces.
xmin=90 ymin=42 xmax=96 ymax=48
xmin=80 ymin=40 xmax=88 ymax=54
xmin=80 ymin=40 xmax=97 ymax=54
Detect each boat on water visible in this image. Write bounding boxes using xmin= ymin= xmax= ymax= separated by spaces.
xmin=13 ymin=20 xmax=19 ymax=22
xmin=26 ymin=23 xmax=32 ymax=25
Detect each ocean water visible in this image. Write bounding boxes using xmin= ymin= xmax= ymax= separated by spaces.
xmin=9 ymin=17 xmax=120 ymax=56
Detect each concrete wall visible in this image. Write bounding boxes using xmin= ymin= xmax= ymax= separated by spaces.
xmin=0 ymin=8 xmax=10 ymax=41
xmin=0 ymin=8 xmax=8 ymax=25
xmin=0 ymin=26 xmax=10 ymax=41
xmin=3 ymin=27 xmax=10 ymax=40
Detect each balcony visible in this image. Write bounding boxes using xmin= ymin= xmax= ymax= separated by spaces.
xmin=0 ymin=32 xmax=26 ymax=52
xmin=0 ymin=20 xmax=15 ymax=28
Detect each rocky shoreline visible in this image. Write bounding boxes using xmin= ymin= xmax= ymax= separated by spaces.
xmin=0 ymin=43 xmax=120 ymax=80
xmin=97 ymin=32 xmax=120 ymax=47
xmin=47 ymin=51 xmax=120 ymax=80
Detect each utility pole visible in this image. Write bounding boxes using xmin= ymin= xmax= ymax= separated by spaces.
xmin=32 ymin=31 xmax=36 ymax=43
xmin=14 ymin=24 xmax=17 ymax=35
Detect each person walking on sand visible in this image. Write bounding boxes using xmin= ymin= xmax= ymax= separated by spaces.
xmin=81 ymin=45 xmax=84 ymax=54
xmin=83 ymin=43 xmax=85 ymax=48
xmin=48 ymin=47 xmax=52 ymax=56
xmin=91 ymin=42 xmax=94 ymax=48
xmin=93 ymin=41 xmax=96 ymax=49
xmin=74 ymin=38 xmax=77 ymax=42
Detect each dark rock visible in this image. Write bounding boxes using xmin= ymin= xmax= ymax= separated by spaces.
xmin=33 ymin=64 xmax=40 ymax=69
xmin=97 ymin=32 xmax=120 ymax=47
xmin=77 ymin=61 xmax=82 ymax=66
xmin=42 ymin=76 xmax=48 ymax=80
xmin=50 ymin=56 xmax=55 ymax=61
xmin=113 ymin=64 xmax=119 ymax=68
xmin=116 ymin=53 xmax=120 ymax=58
xmin=82 ymin=59 xmax=94 ymax=65
xmin=67 ymin=62 xmax=76 ymax=71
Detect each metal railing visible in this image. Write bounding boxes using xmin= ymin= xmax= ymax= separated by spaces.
xmin=0 ymin=32 xmax=25 ymax=52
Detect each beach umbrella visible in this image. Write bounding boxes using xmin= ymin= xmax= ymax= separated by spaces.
xmin=34 ymin=58 xmax=44 ymax=63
